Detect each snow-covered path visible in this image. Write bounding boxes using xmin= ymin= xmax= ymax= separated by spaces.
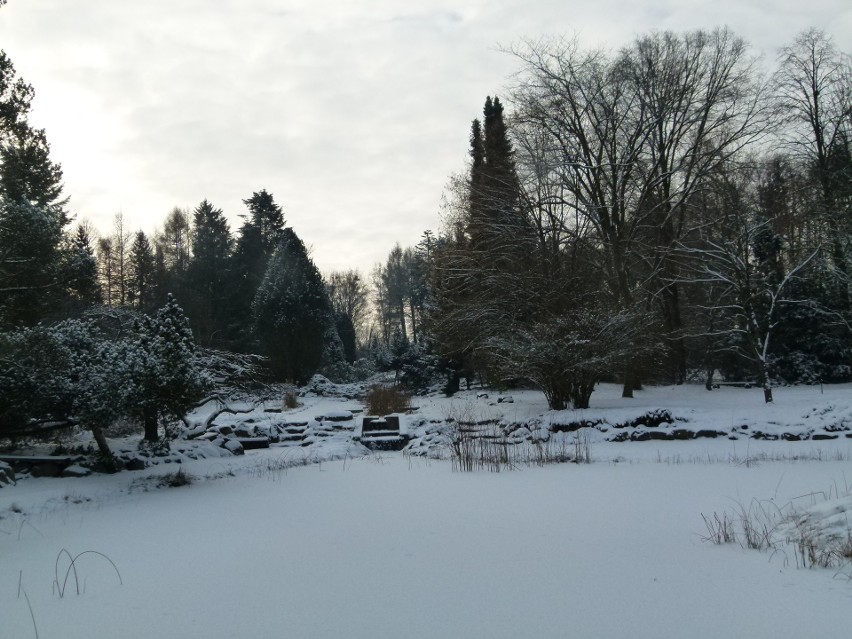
xmin=3 ymin=446 xmax=852 ymax=638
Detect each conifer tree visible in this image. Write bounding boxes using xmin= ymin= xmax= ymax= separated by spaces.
xmin=186 ymin=199 xmax=232 ymax=346
xmin=432 ymin=96 xmax=534 ymax=386
xmin=229 ymin=189 xmax=286 ymax=348
xmin=128 ymin=230 xmax=155 ymax=311
xmin=124 ymin=294 xmax=205 ymax=441
xmin=244 ymin=189 xmax=285 ymax=252
xmin=0 ymin=50 xmax=71 ymax=325
xmin=0 ymin=127 xmax=66 ymax=212
xmin=252 ymin=228 xmax=337 ymax=383
xmin=0 ymin=198 xmax=63 ymax=327
xmin=65 ymin=223 xmax=101 ymax=309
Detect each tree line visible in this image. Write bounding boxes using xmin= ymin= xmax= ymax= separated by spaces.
xmin=1 ymin=26 xmax=849 ymax=457
xmin=427 ymin=27 xmax=851 ymax=408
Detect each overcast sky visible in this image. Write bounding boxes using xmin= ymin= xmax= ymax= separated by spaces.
xmin=1 ymin=1 xmax=850 ymax=275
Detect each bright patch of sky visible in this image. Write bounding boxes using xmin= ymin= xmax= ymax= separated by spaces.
xmin=0 ymin=0 xmax=849 ymax=273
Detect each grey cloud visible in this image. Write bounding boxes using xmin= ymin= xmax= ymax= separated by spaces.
xmin=1 ymin=0 xmax=850 ymax=273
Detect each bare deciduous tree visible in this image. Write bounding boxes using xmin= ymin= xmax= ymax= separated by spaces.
xmin=774 ymin=28 xmax=852 ymax=286
xmin=508 ymin=28 xmax=772 ymax=391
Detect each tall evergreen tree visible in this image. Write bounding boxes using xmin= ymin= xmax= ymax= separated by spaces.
xmin=128 ymin=230 xmax=155 ymax=311
xmin=244 ymin=189 xmax=285 ymax=252
xmin=186 ymin=199 xmax=232 ymax=346
xmin=432 ymin=95 xmax=534 ymax=386
xmin=0 ymin=50 xmax=71 ymax=326
xmin=0 ymin=198 xmax=63 ymax=327
xmin=229 ymin=189 xmax=285 ymax=348
xmin=0 ymin=127 xmax=66 ymax=212
xmin=65 ymin=223 xmax=101 ymax=310
xmin=252 ymin=228 xmax=337 ymax=383
xmin=0 ymin=50 xmax=34 ymax=142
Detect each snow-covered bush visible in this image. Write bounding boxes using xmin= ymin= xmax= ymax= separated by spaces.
xmin=122 ymin=295 xmax=208 ymax=441
xmin=320 ymin=357 xmax=377 ymax=384
xmin=0 ymin=297 xmax=207 ymax=463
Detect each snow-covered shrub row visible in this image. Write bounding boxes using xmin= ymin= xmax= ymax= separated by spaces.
xmin=402 ymin=403 xmax=852 ymax=459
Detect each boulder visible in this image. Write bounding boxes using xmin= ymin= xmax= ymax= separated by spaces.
xmin=238 ymin=437 xmax=270 ymax=450
xmin=223 ymin=439 xmax=245 ymax=455
xmin=125 ymin=458 xmax=147 ymax=471
xmin=30 ymin=461 xmax=63 ymax=478
xmin=61 ymin=464 xmax=92 ymax=478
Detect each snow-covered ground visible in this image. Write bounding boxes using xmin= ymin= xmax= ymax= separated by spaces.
xmin=3 ymin=383 xmax=852 ymax=638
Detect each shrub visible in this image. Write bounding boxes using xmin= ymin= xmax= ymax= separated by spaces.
xmin=365 ymin=385 xmax=411 ymax=416
xmin=157 ymin=468 xmax=193 ymax=488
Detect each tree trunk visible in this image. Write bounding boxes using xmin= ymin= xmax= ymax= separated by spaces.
xmin=143 ymin=407 xmax=159 ymax=441
xmin=90 ymin=425 xmax=117 ymax=472
xmin=622 ymin=369 xmax=638 ymax=398
xmin=571 ymin=381 xmax=595 ymax=410
xmin=661 ymin=284 xmax=687 ymax=384
xmin=543 ymin=380 xmax=568 ymax=410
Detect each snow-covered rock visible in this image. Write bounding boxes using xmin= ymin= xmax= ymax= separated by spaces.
xmin=0 ymin=461 xmax=14 ymax=486
xmin=61 ymin=464 xmax=92 ymax=478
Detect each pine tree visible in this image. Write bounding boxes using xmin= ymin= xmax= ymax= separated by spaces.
xmin=229 ymin=190 xmax=286 ymax=348
xmin=0 ymin=198 xmax=63 ymax=327
xmin=186 ymin=199 xmax=231 ymax=346
xmin=0 ymin=50 xmax=34 ymax=142
xmin=0 ymin=50 xmax=71 ymax=325
xmin=0 ymin=127 xmax=66 ymax=212
xmin=252 ymin=228 xmax=337 ymax=383
xmin=128 ymin=231 xmax=155 ymax=310
xmin=65 ymin=223 xmax=101 ymax=309
xmin=244 ymin=189 xmax=285 ymax=252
